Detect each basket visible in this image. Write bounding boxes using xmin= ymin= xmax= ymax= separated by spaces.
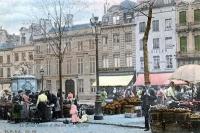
xmin=162 ymin=111 xmax=175 ymax=123
xmin=150 ymin=111 xmax=162 ymax=123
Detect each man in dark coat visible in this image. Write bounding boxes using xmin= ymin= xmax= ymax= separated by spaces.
xmin=141 ymin=85 xmax=157 ymax=131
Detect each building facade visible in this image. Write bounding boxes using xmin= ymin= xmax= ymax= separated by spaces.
xmin=135 ymin=0 xmax=177 ymax=74
xmin=176 ymin=0 xmax=200 ymax=66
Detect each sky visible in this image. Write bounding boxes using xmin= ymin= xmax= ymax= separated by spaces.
xmin=0 ymin=0 xmax=131 ymax=35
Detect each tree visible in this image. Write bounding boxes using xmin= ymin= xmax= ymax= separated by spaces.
xmin=33 ymin=0 xmax=87 ymax=117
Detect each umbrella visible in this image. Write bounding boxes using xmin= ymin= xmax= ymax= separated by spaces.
xmin=164 ymin=79 xmax=187 ymax=85
xmin=170 ymin=64 xmax=200 ymax=83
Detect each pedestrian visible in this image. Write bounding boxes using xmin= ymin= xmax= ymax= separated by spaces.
xmin=165 ymin=81 xmax=178 ymax=103
xmin=141 ymin=84 xmax=157 ymax=131
xmin=70 ymin=104 xmax=79 ymax=124
xmin=156 ymin=86 xmax=166 ymax=105
xmin=36 ymin=91 xmax=48 ymax=121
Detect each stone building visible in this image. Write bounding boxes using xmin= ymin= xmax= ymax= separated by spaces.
xmin=176 ymin=0 xmax=200 ymax=66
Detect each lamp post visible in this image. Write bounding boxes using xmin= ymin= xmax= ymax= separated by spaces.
xmin=40 ymin=68 xmax=44 ymax=91
xmin=90 ymin=15 xmax=103 ymax=120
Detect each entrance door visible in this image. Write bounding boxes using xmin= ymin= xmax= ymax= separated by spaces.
xmin=65 ymin=79 xmax=75 ymax=98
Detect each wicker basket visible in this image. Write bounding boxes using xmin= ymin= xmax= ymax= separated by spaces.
xmin=162 ymin=111 xmax=175 ymax=123
xmin=150 ymin=111 xmax=162 ymax=123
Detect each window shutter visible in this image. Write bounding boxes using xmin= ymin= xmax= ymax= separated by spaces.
xmin=195 ymin=35 xmax=200 ymax=51
xmin=194 ymin=9 xmax=200 ymax=22
xmin=179 ymin=11 xmax=186 ymax=25
xmin=180 ymin=37 xmax=187 ymax=52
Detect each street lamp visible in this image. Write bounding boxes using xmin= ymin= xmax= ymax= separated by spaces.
xmin=40 ymin=68 xmax=44 ymax=91
xmin=90 ymin=15 xmax=103 ymax=120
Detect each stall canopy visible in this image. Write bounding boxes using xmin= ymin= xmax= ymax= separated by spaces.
xmin=92 ymin=75 xmax=133 ymax=87
xmin=134 ymin=73 xmax=187 ymax=86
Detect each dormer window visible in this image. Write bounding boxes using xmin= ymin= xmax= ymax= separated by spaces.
xmin=113 ymin=15 xmax=120 ymax=24
xmin=102 ymin=17 xmax=109 ymax=25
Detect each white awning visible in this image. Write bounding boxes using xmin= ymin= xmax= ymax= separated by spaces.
xmin=92 ymin=75 xmax=133 ymax=87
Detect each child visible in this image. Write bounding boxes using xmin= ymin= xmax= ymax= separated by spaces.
xmin=70 ymin=104 xmax=79 ymax=124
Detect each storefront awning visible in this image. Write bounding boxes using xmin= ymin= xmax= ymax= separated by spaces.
xmin=134 ymin=73 xmax=187 ymax=86
xmin=92 ymin=75 xmax=134 ymax=87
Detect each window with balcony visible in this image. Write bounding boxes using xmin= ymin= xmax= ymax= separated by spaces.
xmin=113 ymin=34 xmax=120 ymax=44
xmin=0 ymin=56 xmax=3 ymax=64
xmin=195 ymin=35 xmax=200 ymax=51
xmin=166 ymin=55 xmax=173 ymax=69
xmin=125 ymin=32 xmax=132 ymax=42
xmin=140 ymin=57 xmax=144 ymax=70
xmin=15 ymin=53 xmax=19 ymax=61
xmin=114 ymin=54 xmax=120 ymax=67
xmin=7 ymin=68 xmax=11 ymax=77
xmin=7 ymin=55 xmax=10 ymax=64
xmin=90 ymin=79 xmax=96 ymax=93
xmin=179 ymin=11 xmax=186 ymax=25
xmin=152 ymin=20 xmax=159 ymax=31
xmin=180 ymin=36 xmax=187 ymax=52
xmin=194 ymin=9 xmax=200 ymax=23
xmin=102 ymin=35 xmax=108 ymax=46
xmin=78 ymin=57 xmax=83 ymax=74
xmin=78 ymin=79 xmax=84 ymax=93
xmin=139 ymin=22 xmax=145 ymax=33
xmin=0 ymin=68 xmax=3 ymax=77
xmin=165 ymin=37 xmax=173 ymax=49
xmin=165 ymin=19 xmax=172 ymax=31
xmin=28 ymin=52 xmax=33 ymax=60
xmin=46 ymin=80 xmax=51 ymax=90
xmin=153 ymin=38 xmax=160 ymax=49
xmin=89 ymin=39 xmax=95 ymax=49
xmin=102 ymin=55 xmax=109 ymax=68
xmin=140 ymin=39 xmax=143 ymax=51
xmin=125 ymin=53 xmax=132 ymax=67
xmin=78 ymin=41 xmax=83 ymax=51
xmin=22 ymin=52 xmax=26 ymax=61
xmin=153 ymin=56 xmax=160 ymax=70
xmin=90 ymin=56 xmax=95 ymax=74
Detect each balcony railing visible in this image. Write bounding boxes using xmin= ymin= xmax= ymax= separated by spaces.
xmin=176 ymin=23 xmax=189 ymax=32
xmin=176 ymin=51 xmax=200 ymax=59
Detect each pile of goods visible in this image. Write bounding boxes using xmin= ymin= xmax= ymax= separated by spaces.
xmin=103 ymin=97 xmax=141 ymax=115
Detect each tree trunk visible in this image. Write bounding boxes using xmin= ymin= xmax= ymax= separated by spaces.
xmin=143 ymin=4 xmax=153 ymax=85
xmin=59 ymin=37 xmax=63 ymax=117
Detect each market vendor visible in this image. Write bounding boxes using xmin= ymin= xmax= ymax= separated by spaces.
xmin=165 ymin=81 xmax=178 ymax=102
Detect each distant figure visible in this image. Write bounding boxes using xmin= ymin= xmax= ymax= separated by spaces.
xmin=70 ymin=104 xmax=79 ymax=124
xmin=166 ymin=81 xmax=178 ymax=102
xmin=36 ymin=91 xmax=48 ymax=121
xmin=156 ymin=86 xmax=166 ymax=105
xmin=101 ymin=89 xmax=108 ymax=106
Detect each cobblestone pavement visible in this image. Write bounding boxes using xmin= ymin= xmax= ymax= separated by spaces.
xmin=0 ymin=120 xmax=151 ymax=133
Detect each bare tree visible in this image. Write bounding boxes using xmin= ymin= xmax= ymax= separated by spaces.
xmin=32 ymin=0 xmax=87 ymax=117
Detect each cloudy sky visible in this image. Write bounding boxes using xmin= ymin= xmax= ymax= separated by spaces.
xmin=0 ymin=0 xmax=135 ymax=35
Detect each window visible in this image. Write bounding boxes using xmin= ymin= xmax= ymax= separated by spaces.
xmin=166 ymin=55 xmax=173 ymax=69
xmin=165 ymin=37 xmax=173 ymax=49
xmin=102 ymin=55 xmax=109 ymax=68
xmin=140 ymin=57 xmax=144 ymax=70
xmin=114 ymin=54 xmax=120 ymax=67
xmin=113 ymin=15 xmax=120 ymax=24
xmin=47 ymin=44 xmax=51 ymax=54
xmin=78 ymin=79 xmax=84 ymax=93
xmin=90 ymin=79 xmax=96 ymax=93
xmin=179 ymin=11 xmax=186 ymax=25
xmin=152 ymin=20 xmax=159 ymax=31
xmin=0 ymin=56 xmax=3 ymax=63
xmin=66 ymin=59 xmax=71 ymax=74
xmin=28 ymin=52 xmax=33 ymax=60
xmin=15 ymin=53 xmax=19 ymax=61
xmin=46 ymin=80 xmax=51 ymax=90
xmin=140 ymin=39 xmax=143 ymax=50
xmin=78 ymin=57 xmax=83 ymax=74
xmin=56 ymin=60 xmax=59 ymax=75
xmin=90 ymin=56 xmax=95 ymax=74
xmin=78 ymin=41 xmax=83 ymax=51
xmin=113 ymin=34 xmax=120 ymax=44
xmin=195 ymin=35 xmax=200 ymax=51
xmin=36 ymin=45 xmax=40 ymax=54
xmin=125 ymin=32 xmax=132 ymax=42
xmin=89 ymin=39 xmax=95 ymax=49
xmin=165 ymin=19 xmax=172 ymax=30
xmin=7 ymin=55 xmax=10 ymax=63
xmin=22 ymin=52 xmax=26 ymax=61
xmin=139 ymin=22 xmax=145 ymax=33
xmin=153 ymin=56 xmax=160 ymax=69
xmin=180 ymin=36 xmax=187 ymax=52
xmin=124 ymin=13 xmax=133 ymax=23
xmin=66 ymin=42 xmax=71 ymax=52
xmin=28 ymin=67 xmax=33 ymax=75
xmin=56 ymin=80 xmax=60 ymax=90
xmin=102 ymin=17 xmax=109 ymax=25
xmin=0 ymin=68 xmax=3 ymax=77
xmin=7 ymin=68 xmax=11 ymax=77
xmin=102 ymin=36 xmax=108 ymax=45
xmin=194 ymin=9 xmax=200 ymax=23
xmin=125 ymin=53 xmax=132 ymax=67
xmin=47 ymin=60 xmax=51 ymax=75
xmin=153 ymin=38 xmax=160 ymax=49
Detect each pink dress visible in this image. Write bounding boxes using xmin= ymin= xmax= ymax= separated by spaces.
xmin=70 ymin=105 xmax=79 ymax=123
